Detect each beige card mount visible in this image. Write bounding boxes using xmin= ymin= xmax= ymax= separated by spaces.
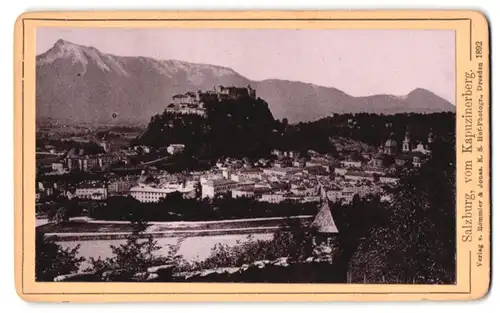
xmin=14 ymin=10 xmax=490 ymax=302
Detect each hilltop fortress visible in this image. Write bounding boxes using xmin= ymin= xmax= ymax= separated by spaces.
xmin=166 ymin=85 xmax=257 ymax=116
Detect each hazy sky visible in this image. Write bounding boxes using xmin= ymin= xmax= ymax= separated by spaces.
xmin=37 ymin=28 xmax=455 ymax=104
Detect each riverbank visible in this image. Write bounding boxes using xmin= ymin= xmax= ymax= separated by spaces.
xmin=46 ymin=226 xmax=281 ymax=241
xmin=38 ymin=215 xmax=314 ymax=241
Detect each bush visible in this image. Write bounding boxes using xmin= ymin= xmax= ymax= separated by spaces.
xmin=36 ymin=232 xmax=84 ymax=281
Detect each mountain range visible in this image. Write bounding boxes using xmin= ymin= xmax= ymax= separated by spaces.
xmin=36 ymin=39 xmax=455 ymax=124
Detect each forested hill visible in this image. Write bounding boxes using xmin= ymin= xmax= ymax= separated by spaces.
xmin=301 ymin=112 xmax=456 ymax=148
xmin=136 ymin=100 xmax=455 ymax=163
xmin=136 ymin=96 xmax=278 ymax=159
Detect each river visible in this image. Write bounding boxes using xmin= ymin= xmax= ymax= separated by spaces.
xmin=58 ymin=233 xmax=273 ymax=270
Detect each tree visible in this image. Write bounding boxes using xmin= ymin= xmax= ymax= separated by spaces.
xmin=47 ymin=207 xmax=70 ymax=224
xmin=88 ymin=218 xmax=182 ymax=281
xmin=190 ymin=218 xmax=315 ymax=271
xmin=330 ymin=195 xmax=388 ymax=282
xmin=35 ymin=232 xmax=84 ymax=281
xmin=65 ymin=198 xmax=84 ymax=217
xmin=282 ymin=118 xmax=289 ymax=127
xmin=347 ymin=140 xmax=456 ymax=284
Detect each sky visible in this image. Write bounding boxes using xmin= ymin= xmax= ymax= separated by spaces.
xmin=37 ymin=28 xmax=455 ymax=104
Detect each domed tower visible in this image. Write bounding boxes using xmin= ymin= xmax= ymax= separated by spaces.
xmin=402 ymin=131 xmax=412 ymax=153
xmin=383 ymin=133 xmax=398 ymax=156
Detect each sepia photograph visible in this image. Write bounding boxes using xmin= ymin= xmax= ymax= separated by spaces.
xmin=33 ymin=27 xmax=457 ymax=284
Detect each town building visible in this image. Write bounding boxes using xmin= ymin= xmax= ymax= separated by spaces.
xmin=130 ymin=185 xmax=176 ymax=203
xmin=129 ymin=183 xmax=196 ymax=203
xmin=200 ymin=172 xmax=224 ymax=185
xmin=394 ymin=154 xmax=413 ymax=167
xmin=74 ymin=182 xmax=108 ymax=200
xmin=410 ymin=152 xmax=425 ymax=168
xmin=271 ymin=149 xmax=284 ymax=158
xmin=216 ymin=85 xmax=256 ymax=100
xmin=412 ymin=142 xmax=432 ymax=155
xmin=290 ymin=184 xmax=318 ymax=197
xmin=167 ymin=144 xmax=185 ymax=155
xmin=340 ymin=152 xmax=365 ymax=168
xmin=201 ymin=178 xmax=238 ymax=198
xmin=230 ymin=168 xmax=263 ymax=182
xmin=165 ymin=85 xmax=256 ymax=116
xmin=325 ymin=187 xmax=343 ymax=203
xmin=51 ymin=162 xmax=65 ymax=173
xmin=292 ymin=159 xmax=307 ymax=168
xmin=37 ymin=181 xmax=55 ymax=198
xmin=339 ymin=187 xmax=356 ymax=204
xmin=303 ymin=165 xmax=328 ymax=176
xmin=334 ymin=167 xmax=348 ymax=176
xmin=379 ymin=176 xmax=399 ymax=184
xmin=258 ymin=193 xmax=286 ymax=203
xmin=344 ymin=171 xmax=375 ymax=182
xmin=66 ymin=153 xmax=120 ymax=172
xmin=262 ymin=167 xmax=301 ymax=178
xmin=231 ymin=186 xmax=255 ymax=198
xmin=108 ymin=177 xmax=135 ymax=196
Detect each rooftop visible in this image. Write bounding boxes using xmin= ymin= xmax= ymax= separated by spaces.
xmin=311 ymin=201 xmax=339 ymax=234
xmin=204 ymin=179 xmax=237 ymax=187
xmin=345 ymin=171 xmax=373 ymax=178
xmin=264 ymin=167 xmax=301 ymax=173
xmin=76 ymin=181 xmax=106 ymax=189
xmin=130 ymin=185 xmax=192 ymax=193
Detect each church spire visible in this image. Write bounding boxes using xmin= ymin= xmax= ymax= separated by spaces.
xmin=402 ymin=131 xmax=412 ymax=153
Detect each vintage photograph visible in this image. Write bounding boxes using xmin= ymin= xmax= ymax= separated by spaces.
xmin=34 ymin=28 xmax=456 ymax=284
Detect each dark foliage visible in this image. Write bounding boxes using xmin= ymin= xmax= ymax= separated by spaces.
xmin=35 ymin=232 xmax=84 ymax=281
xmin=345 ymin=136 xmax=456 ymax=284
xmin=138 ymin=100 xmax=454 ymax=161
xmin=88 ymin=194 xmax=318 ymax=221
xmin=137 ymin=96 xmax=277 ymax=160
xmin=37 ymin=138 xmax=104 ymax=155
xmin=329 ymin=195 xmax=389 ymax=281
xmin=86 ymin=218 xmax=183 ymax=281
xmin=307 ymin=112 xmax=455 ymax=148
xmin=44 ymin=198 xmax=84 ymax=222
xmin=186 ymin=218 xmax=316 ymax=271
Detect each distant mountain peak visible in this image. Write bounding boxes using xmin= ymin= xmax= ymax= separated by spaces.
xmin=407 ymin=87 xmax=453 ymax=105
xmin=54 ymin=38 xmax=79 ymax=47
xmin=409 ymin=87 xmax=433 ymax=95
xmin=38 ymin=39 xmax=243 ymax=82
xmin=36 ymin=40 xmax=455 ymax=124
xmin=38 ymin=39 xmax=129 ymax=76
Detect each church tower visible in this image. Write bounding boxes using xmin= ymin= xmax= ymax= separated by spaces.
xmin=378 ymin=140 xmax=384 ymax=154
xmin=402 ymin=131 xmax=412 ymax=153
